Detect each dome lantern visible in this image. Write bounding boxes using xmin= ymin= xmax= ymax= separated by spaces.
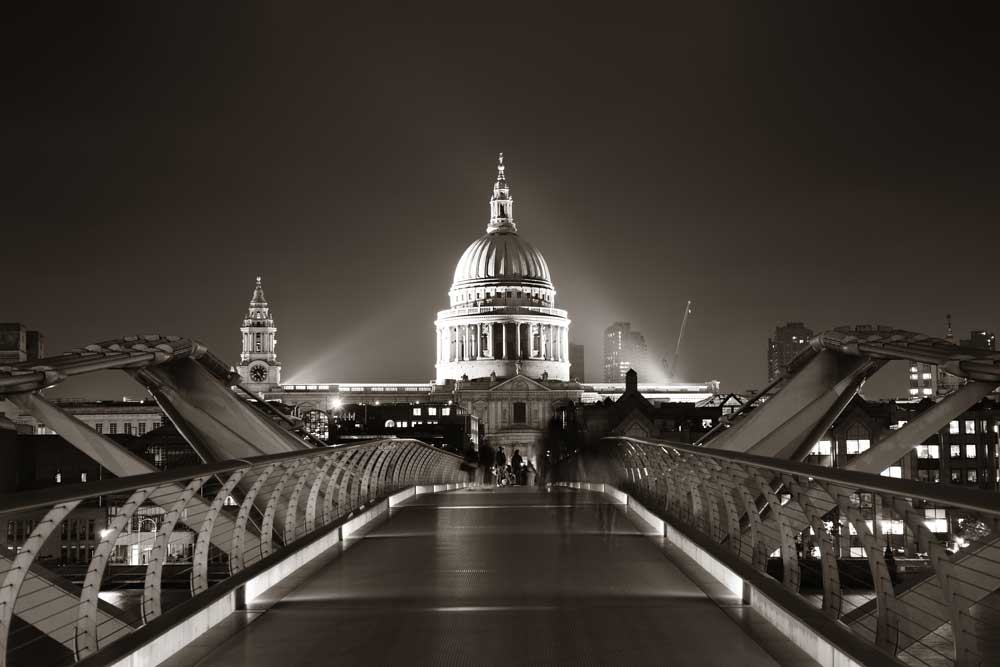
xmin=487 ymin=153 xmax=516 ymax=234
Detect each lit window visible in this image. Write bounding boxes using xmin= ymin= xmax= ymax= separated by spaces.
xmin=811 ymin=440 xmax=833 ymax=456
xmin=916 ymin=445 xmax=940 ymax=459
xmin=967 ymin=469 xmax=978 ymax=483
xmin=922 ymin=388 xmax=933 ymax=395
xmin=55 ymin=472 xmax=62 ymax=484
xmin=881 ymin=466 xmax=902 ymax=478
xmin=846 ymin=439 xmax=870 ymax=455
xmin=964 ymin=420 xmax=976 ymax=434
xmin=909 ymin=373 xmax=918 ymax=381
xmin=910 ymin=366 xmax=918 ymax=373
xmin=922 ymin=373 xmax=932 ymax=380
xmin=924 ymin=508 xmax=947 ymax=532
xmin=442 ymin=407 xmax=451 ymax=416
xmin=950 ymin=445 xmax=962 ymax=458
xmin=909 ymin=388 xmax=919 ymax=396
xmin=949 ymin=421 xmax=960 ymax=434
xmin=951 ymin=469 xmax=962 ymax=484
xmin=384 ymin=420 xmax=396 ymax=428
xmin=428 ymin=407 xmax=438 ymax=416
xmin=80 ymin=472 xmax=87 ymax=483
xmin=966 ymin=444 xmax=977 ymax=459
xmin=413 ymin=407 xmax=421 ymax=416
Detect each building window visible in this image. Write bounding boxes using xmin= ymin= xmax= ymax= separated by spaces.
xmin=95 ymin=423 xmax=104 ymax=434
xmin=964 ymin=420 xmax=976 ymax=434
xmin=950 ymin=470 xmax=963 ymax=484
xmin=949 ymin=421 xmax=960 ymax=434
xmin=385 ymin=420 xmax=396 ymax=428
xmin=125 ymin=423 xmax=133 ymax=435
xmin=513 ymin=402 xmax=527 ymax=424
xmin=916 ymin=445 xmax=940 ymax=459
xmin=967 ymin=469 xmax=978 ymax=483
xmin=925 ymin=507 xmax=947 ymax=532
xmin=881 ymin=466 xmax=902 ymax=479
xmin=845 ymin=425 xmax=871 ymax=455
xmin=80 ymin=472 xmax=87 ymax=483
xmin=255 ymin=333 xmax=262 ymax=352
xmin=55 ymin=472 xmax=62 ymax=484
xmin=413 ymin=407 xmax=421 ymax=416
xmin=966 ymin=444 xmax=977 ymax=459
xmin=950 ymin=445 xmax=962 ymax=458
xmin=811 ymin=440 xmax=833 ymax=456
xmin=917 ymin=469 xmax=940 ymax=483
xmin=139 ymin=422 xmax=147 ymax=435
xmin=428 ymin=407 xmax=438 ymax=416
xmin=922 ymin=387 xmax=933 ymax=395
xmin=442 ymin=407 xmax=451 ymax=416
xmin=109 ymin=423 xmax=118 ymax=435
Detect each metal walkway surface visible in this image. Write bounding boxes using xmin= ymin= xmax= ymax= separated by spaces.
xmin=178 ymin=487 xmax=788 ymax=666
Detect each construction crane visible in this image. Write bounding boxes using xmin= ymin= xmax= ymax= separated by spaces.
xmin=667 ymin=300 xmax=693 ymax=382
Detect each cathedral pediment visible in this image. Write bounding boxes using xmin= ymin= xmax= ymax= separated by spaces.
xmin=489 ymin=375 xmax=551 ymax=393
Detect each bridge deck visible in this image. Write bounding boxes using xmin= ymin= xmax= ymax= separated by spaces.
xmin=189 ymin=487 xmax=782 ymax=666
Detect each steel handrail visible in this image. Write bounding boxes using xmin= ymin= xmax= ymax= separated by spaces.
xmin=604 ymin=435 xmax=1000 ymax=517
xmin=0 ymin=438 xmax=461 ymax=516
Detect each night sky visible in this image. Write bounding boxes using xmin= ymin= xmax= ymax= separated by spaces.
xmin=2 ymin=4 xmax=998 ymax=400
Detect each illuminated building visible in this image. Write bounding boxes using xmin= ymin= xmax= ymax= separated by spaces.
xmin=435 ymin=154 xmax=570 ymax=383
xmin=603 ymin=322 xmax=647 ymax=382
xmin=766 ymin=322 xmax=813 ymax=382
xmin=236 ymin=276 xmax=281 ymax=392
xmin=254 ymin=156 xmax=719 ymax=469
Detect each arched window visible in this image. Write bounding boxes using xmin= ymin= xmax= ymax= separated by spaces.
xmin=385 ymin=419 xmax=396 ymax=428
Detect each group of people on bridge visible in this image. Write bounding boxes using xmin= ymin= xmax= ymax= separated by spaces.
xmin=481 ymin=446 xmax=537 ymax=487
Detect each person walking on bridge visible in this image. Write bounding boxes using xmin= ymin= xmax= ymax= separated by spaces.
xmin=511 ymin=449 xmax=523 ymax=485
xmin=495 ymin=447 xmax=507 ymax=486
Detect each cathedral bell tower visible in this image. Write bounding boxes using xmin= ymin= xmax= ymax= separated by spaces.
xmin=237 ymin=276 xmax=280 ymax=391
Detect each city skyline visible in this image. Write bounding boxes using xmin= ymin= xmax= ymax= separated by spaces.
xmin=3 ymin=5 xmax=999 ymax=400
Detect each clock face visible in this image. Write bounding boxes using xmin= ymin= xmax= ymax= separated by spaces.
xmin=249 ymin=365 xmax=268 ymax=382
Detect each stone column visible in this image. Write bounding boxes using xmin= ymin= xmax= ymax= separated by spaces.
xmin=463 ymin=325 xmax=470 ymax=361
xmin=436 ymin=328 xmax=441 ymax=363
xmin=501 ymin=323 xmax=507 ymax=360
xmin=515 ymin=322 xmax=521 ymax=361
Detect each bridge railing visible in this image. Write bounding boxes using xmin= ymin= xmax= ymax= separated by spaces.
xmin=0 ymin=439 xmax=468 ymax=667
xmin=569 ymin=436 xmax=1000 ymax=667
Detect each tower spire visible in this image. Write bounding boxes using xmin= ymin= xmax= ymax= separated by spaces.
xmin=488 ymin=152 xmax=516 ymax=233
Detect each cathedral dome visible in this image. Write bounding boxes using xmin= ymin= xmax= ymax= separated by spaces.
xmin=452 ymin=230 xmax=553 ymax=290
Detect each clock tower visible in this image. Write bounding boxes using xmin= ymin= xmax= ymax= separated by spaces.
xmin=237 ymin=276 xmax=280 ymax=392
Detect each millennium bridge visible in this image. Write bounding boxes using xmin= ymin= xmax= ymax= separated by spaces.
xmin=2 ymin=328 xmax=1000 ymax=666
